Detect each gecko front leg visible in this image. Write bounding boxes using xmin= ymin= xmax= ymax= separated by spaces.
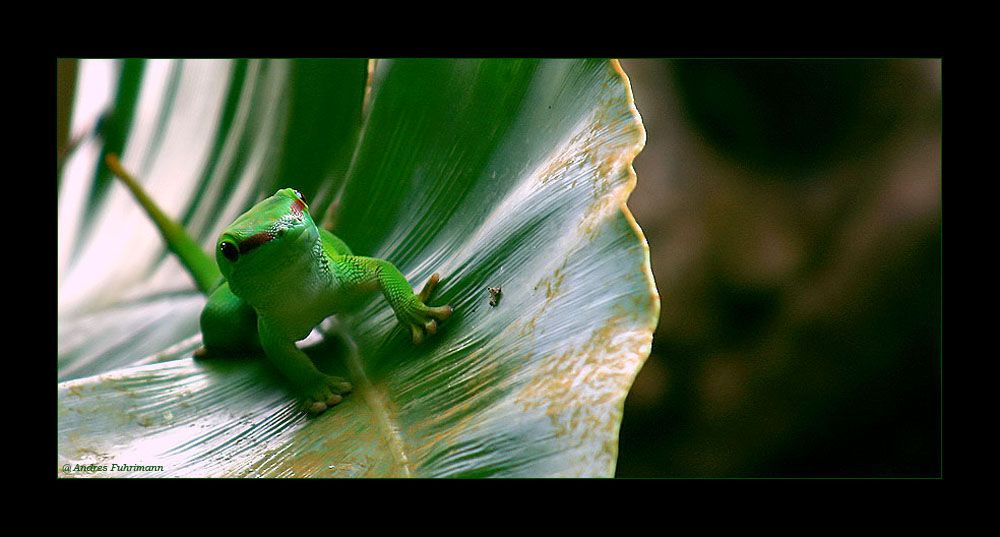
xmin=258 ymin=317 xmax=353 ymax=414
xmin=333 ymin=257 xmax=453 ymax=344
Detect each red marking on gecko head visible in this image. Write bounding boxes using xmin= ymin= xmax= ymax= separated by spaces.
xmin=238 ymin=231 xmax=275 ymax=254
xmin=290 ymin=198 xmax=306 ymax=216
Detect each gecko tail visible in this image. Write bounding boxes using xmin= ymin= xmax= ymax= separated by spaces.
xmin=105 ymin=154 xmax=223 ymax=296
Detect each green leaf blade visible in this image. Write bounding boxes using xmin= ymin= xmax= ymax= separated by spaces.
xmin=58 ymin=59 xmax=658 ymax=478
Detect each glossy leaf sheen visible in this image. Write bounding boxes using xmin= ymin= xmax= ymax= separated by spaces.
xmin=58 ymin=59 xmax=658 ymax=477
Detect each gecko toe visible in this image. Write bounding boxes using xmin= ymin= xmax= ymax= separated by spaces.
xmin=429 ymin=305 xmax=453 ymax=320
xmin=418 ymin=273 xmax=441 ymax=303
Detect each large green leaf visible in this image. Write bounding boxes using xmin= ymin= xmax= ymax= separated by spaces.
xmin=57 ymin=59 xmax=658 ymax=477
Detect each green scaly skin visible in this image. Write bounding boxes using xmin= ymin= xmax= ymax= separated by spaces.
xmin=106 ymin=156 xmax=452 ymax=415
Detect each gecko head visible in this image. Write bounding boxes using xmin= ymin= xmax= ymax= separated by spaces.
xmin=215 ymin=188 xmax=319 ymax=282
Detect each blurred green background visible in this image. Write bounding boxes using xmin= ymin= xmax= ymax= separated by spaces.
xmin=617 ymin=59 xmax=940 ymax=477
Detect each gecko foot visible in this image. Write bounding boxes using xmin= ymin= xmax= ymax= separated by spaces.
xmin=303 ymin=374 xmax=353 ymax=415
xmin=399 ymin=273 xmax=453 ymax=345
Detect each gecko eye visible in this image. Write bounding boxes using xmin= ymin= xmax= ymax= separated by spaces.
xmin=220 ymin=241 xmax=240 ymax=262
xmin=293 ymin=189 xmax=306 ymax=204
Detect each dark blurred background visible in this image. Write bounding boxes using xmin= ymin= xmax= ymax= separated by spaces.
xmin=617 ymin=59 xmax=941 ymax=477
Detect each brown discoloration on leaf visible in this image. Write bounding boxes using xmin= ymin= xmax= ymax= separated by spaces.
xmin=520 ymin=261 xmax=569 ymax=337
xmin=514 ymin=314 xmax=653 ymax=474
xmin=542 ymin=266 xmax=566 ymax=300
xmin=72 ymin=445 xmax=113 ymax=467
xmin=235 ymin=401 xmax=392 ymax=478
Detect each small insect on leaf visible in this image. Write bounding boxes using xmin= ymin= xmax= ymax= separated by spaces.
xmin=488 ymin=286 xmax=503 ymax=307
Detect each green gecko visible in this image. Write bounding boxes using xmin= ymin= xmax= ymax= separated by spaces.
xmin=105 ymin=155 xmax=452 ymax=414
